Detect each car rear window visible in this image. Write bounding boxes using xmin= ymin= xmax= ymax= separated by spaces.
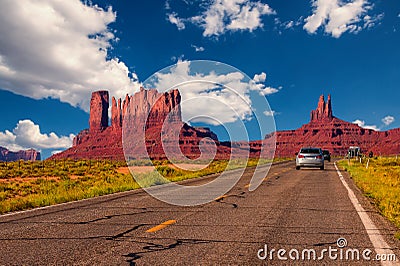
xmin=323 ymin=150 xmax=329 ymax=155
xmin=300 ymin=148 xmax=320 ymax=154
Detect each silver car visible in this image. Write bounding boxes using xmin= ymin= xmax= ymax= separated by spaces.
xmin=296 ymin=147 xmax=324 ymax=170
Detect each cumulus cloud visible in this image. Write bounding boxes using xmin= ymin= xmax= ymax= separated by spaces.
xmin=191 ymin=45 xmax=205 ymax=52
xmin=382 ymin=115 xmax=395 ymax=126
xmin=148 ymin=60 xmax=280 ymax=125
xmin=303 ymin=0 xmax=381 ymax=38
xmin=0 ymin=0 xmax=140 ymax=112
xmin=167 ymin=12 xmax=186 ymax=30
xmin=167 ymin=0 xmax=275 ymax=37
xmin=352 ymin=119 xmax=379 ymax=131
xmin=0 ymin=120 xmax=74 ymax=152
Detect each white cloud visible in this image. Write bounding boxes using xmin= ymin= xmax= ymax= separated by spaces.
xmin=257 ymin=86 xmax=280 ymax=96
xmin=352 ymin=119 xmax=379 ymax=131
xmin=253 ymin=72 xmax=266 ymax=83
xmin=0 ymin=120 xmax=74 ymax=152
xmin=274 ymin=17 xmax=304 ymax=32
xmin=382 ymin=115 xmax=395 ymax=126
xmin=284 ymin=21 xmax=295 ymax=29
xmin=148 ymin=60 xmax=279 ymax=125
xmin=151 ymin=61 xmax=251 ymax=125
xmin=169 ymin=0 xmax=275 ymax=37
xmin=363 ymin=13 xmax=384 ymax=29
xmin=167 ymin=12 xmax=186 ymax=30
xmin=251 ymin=72 xmax=281 ymax=96
xmin=303 ymin=0 xmax=379 ymax=38
xmin=51 ymin=150 xmax=64 ymax=155
xmin=263 ymin=110 xmax=279 ymax=117
xmin=0 ymin=0 xmax=140 ymax=112
xmin=191 ymin=45 xmax=205 ymax=52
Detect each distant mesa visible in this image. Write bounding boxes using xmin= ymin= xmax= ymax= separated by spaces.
xmin=269 ymin=94 xmax=400 ymax=157
xmin=0 ymin=147 xmax=41 ymax=162
xmin=51 ymin=90 xmax=400 ymax=161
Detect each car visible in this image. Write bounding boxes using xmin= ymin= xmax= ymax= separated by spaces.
xmin=322 ymin=150 xmax=331 ymax=162
xmin=296 ymin=147 xmax=324 ymax=170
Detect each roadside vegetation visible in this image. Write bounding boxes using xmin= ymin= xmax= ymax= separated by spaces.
xmin=0 ymin=158 xmax=278 ymax=214
xmin=338 ymin=157 xmax=400 ymax=238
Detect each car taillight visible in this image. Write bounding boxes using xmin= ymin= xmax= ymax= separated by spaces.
xmin=316 ymin=155 xmax=322 ymax=159
xmin=298 ymin=155 xmax=305 ymax=158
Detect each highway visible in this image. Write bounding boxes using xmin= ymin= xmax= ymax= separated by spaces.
xmin=0 ymin=161 xmax=399 ymax=265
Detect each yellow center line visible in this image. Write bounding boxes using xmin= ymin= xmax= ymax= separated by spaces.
xmin=146 ymin=220 xmax=177 ymax=233
xmin=214 ymin=194 xmax=228 ymax=201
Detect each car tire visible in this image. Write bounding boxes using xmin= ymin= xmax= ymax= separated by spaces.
xmin=320 ymin=166 xmax=324 ymax=170
xmin=296 ymin=166 xmax=300 ymax=170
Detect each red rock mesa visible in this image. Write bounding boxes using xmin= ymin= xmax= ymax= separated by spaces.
xmin=267 ymin=94 xmax=400 ymax=157
xmin=51 ymin=89 xmax=235 ymax=160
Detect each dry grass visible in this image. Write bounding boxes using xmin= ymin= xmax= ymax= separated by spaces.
xmin=0 ymin=158 xmax=274 ymax=214
xmin=338 ymin=157 xmax=400 ymax=232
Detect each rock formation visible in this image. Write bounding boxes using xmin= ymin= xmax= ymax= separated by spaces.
xmin=51 ymin=90 xmax=400 ymax=161
xmin=51 ymin=88 xmax=233 ymax=160
xmin=89 ymin=91 xmax=109 ymax=133
xmin=111 ymin=97 xmax=122 ymax=130
xmin=310 ymin=94 xmax=333 ymax=122
xmin=54 ymin=90 xmax=124 ymax=160
xmin=267 ymin=94 xmax=400 ymax=157
xmin=0 ymin=147 xmax=41 ymax=162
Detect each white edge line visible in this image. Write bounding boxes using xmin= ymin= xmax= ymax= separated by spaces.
xmin=334 ymin=163 xmax=397 ymax=266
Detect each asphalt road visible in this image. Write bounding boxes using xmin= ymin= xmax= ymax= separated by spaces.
xmin=0 ymin=161 xmax=399 ymax=265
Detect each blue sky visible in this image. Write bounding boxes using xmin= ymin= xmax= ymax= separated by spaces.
xmin=0 ymin=0 xmax=399 ymax=158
